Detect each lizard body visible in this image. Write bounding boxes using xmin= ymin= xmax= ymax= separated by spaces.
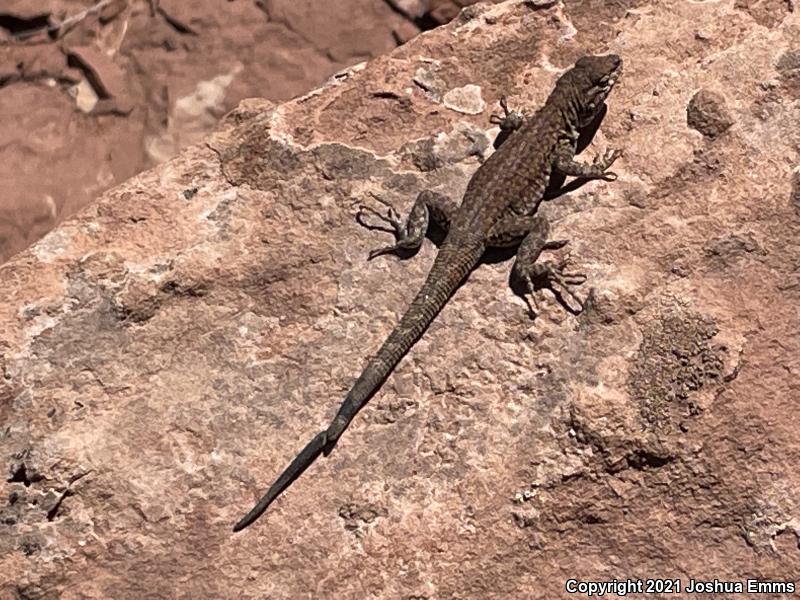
xmin=234 ymin=54 xmax=623 ymax=531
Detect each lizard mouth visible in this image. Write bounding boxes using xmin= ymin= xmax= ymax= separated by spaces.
xmin=583 ymin=63 xmax=622 ymax=118
xmin=590 ymin=63 xmax=622 ymax=110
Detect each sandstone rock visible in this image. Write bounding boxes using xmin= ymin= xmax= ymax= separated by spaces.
xmin=0 ymin=0 xmax=413 ymax=265
xmin=0 ymin=1 xmax=53 ymax=21
xmin=384 ymin=0 xmax=432 ymax=19
xmin=65 ymin=45 xmax=131 ymax=107
xmin=442 ymin=83 xmax=485 ymax=114
xmin=792 ymin=168 xmax=800 ymax=214
xmin=687 ymin=89 xmax=734 ymax=138
xmin=2 ymin=1 xmax=800 ymax=598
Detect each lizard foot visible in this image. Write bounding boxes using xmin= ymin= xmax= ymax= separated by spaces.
xmin=355 ymin=194 xmax=415 ymax=260
xmin=592 ymin=148 xmax=623 ymax=181
xmin=489 ymin=95 xmax=525 ymax=132
xmin=490 ymin=96 xmax=526 ymax=149
xmin=356 ymin=193 xmax=404 ymax=235
xmin=522 ymin=256 xmax=587 ymax=318
xmin=489 ymin=96 xmax=525 ymax=133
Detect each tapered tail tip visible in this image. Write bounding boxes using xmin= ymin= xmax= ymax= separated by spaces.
xmin=231 ymin=430 xmax=329 ymax=532
xmin=232 ymin=496 xmax=271 ymax=532
xmin=232 ymin=515 xmax=252 ymax=533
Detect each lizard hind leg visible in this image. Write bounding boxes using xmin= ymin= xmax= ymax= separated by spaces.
xmin=494 ymin=215 xmax=587 ymax=318
xmin=519 ymin=257 xmax=587 ymax=318
xmin=356 ymin=190 xmax=457 ymax=260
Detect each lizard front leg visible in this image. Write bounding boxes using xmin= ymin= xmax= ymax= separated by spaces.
xmin=356 ymin=190 xmax=458 ymax=260
xmin=490 ymin=96 xmax=526 ymax=149
xmin=553 ymin=137 xmax=622 ymax=181
xmin=489 ymin=215 xmax=586 ymax=317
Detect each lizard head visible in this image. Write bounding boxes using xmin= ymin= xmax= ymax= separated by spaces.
xmin=561 ymin=54 xmax=623 ymax=126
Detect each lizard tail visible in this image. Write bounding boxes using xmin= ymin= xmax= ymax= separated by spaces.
xmin=321 ymin=242 xmax=484 ymax=451
xmin=232 ymin=430 xmax=328 ymax=532
xmin=233 ymin=241 xmax=484 ymax=531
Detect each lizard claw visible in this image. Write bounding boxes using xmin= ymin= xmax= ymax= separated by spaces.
xmin=522 ymin=285 xmax=544 ymax=319
xmin=489 ymin=95 xmax=509 ymax=125
xmin=542 ymin=238 xmax=570 ymax=251
xmin=594 ymin=148 xmax=623 ymax=163
xmin=357 ymin=193 xmax=413 ymax=259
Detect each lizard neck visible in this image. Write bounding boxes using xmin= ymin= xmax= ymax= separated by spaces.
xmin=543 ymin=83 xmax=582 ymax=134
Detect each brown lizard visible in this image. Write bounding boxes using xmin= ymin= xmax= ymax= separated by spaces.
xmin=233 ymin=54 xmax=623 ymax=531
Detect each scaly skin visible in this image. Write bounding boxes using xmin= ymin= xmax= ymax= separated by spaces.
xmin=233 ymin=54 xmax=623 ymax=532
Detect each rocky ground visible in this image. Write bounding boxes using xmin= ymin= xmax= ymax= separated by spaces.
xmin=0 ymin=0 xmax=489 ymax=265
xmin=2 ymin=0 xmax=800 ymax=598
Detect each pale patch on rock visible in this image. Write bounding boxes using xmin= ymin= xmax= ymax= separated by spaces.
xmin=69 ymin=78 xmax=99 ymax=113
xmin=31 ymin=228 xmax=73 ymax=262
xmin=413 ymin=64 xmax=448 ymax=101
xmin=146 ymin=64 xmax=244 ymax=163
xmin=442 ymin=84 xmax=485 ymax=114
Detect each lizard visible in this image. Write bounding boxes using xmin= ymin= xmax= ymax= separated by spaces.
xmin=233 ymin=54 xmax=623 ymax=531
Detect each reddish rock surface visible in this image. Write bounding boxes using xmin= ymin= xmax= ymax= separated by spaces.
xmin=1 ymin=0 xmax=486 ymax=265
xmin=2 ymin=1 xmax=800 ymax=598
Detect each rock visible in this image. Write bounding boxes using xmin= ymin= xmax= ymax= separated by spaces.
xmin=0 ymin=0 xmax=415 ymax=265
xmin=687 ymin=89 xmax=734 ymax=138
xmin=776 ymin=49 xmax=800 ymax=98
xmin=99 ymin=0 xmax=127 ymax=24
xmin=442 ymin=83 xmax=485 ymax=114
xmin=2 ymin=1 xmax=800 ymax=598
xmin=65 ymin=46 xmax=130 ymax=102
xmin=734 ymin=0 xmax=793 ymax=29
xmin=384 ymin=0 xmax=431 ymax=19
xmin=429 ymin=0 xmax=468 ymax=24
xmin=0 ymin=2 xmax=51 ymax=23
xmin=776 ymin=49 xmax=800 ymax=73
xmin=791 ymin=168 xmax=800 ymax=214
xmin=386 ymin=0 xmax=503 ymax=26
xmin=413 ymin=62 xmax=448 ymax=101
